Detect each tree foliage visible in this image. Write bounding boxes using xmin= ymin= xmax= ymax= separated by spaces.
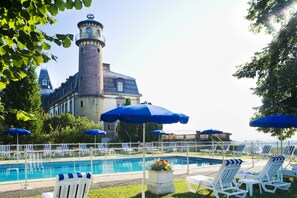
xmin=42 ymin=113 xmax=103 ymax=143
xmin=1 ymin=64 xmax=43 ymax=144
xmin=234 ymin=0 xmax=297 ymax=139
xmin=0 ymin=0 xmax=92 ymax=118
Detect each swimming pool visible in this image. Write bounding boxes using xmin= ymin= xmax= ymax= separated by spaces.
xmin=0 ymin=156 xmax=222 ymax=182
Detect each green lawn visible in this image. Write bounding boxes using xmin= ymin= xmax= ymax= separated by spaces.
xmin=26 ymin=177 xmax=297 ymax=198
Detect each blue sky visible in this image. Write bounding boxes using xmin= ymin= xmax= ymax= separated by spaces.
xmin=39 ymin=0 xmax=294 ymax=141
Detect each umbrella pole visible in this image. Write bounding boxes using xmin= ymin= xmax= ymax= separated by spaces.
xmin=17 ymin=133 xmax=19 ymax=161
xmin=94 ymin=135 xmax=96 ymax=144
xmin=142 ymin=123 xmax=146 ymax=198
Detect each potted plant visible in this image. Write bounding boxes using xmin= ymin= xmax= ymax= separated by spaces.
xmin=147 ymin=159 xmax=175 ymax=195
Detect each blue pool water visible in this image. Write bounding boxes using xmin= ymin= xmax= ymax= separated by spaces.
xmin=0 ymin=156 xmax=222 ymax=182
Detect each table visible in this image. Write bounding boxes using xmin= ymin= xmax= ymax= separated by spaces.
xmin=238 ymin=178 xmax=262 ymax=197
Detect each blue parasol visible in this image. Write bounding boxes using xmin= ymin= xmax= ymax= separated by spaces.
xmin=4 ymin=128 xmax=32 ymax=160
xmin=4 ymin=128 xmax=32 ymax=145
xmin=84 ymin=129 xmax=106 ymax=144
xmin=100 ymin=104 xmax=189 ymax=198
xmin=150 ymin=129 xmax=173 ymax=135
xmin=201 ymin=129 xmax=223 ymax=134
xmin=250 ymin=114 xmax=297 ymax=154
xmin=250 ymin=114 xmax=297 ymax=128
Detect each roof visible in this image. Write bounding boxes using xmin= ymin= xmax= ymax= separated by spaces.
xmin=41 ymin=64 xmax=141 ymax=108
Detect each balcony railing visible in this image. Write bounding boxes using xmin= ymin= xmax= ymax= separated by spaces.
xmin=75 ymin=33 xmax=105 ymax=44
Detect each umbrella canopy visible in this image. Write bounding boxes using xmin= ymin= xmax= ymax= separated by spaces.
xmin=250 ymin=114 xmax=297 ymax=128
xmin=4 ymin=128 xmax=32 ymax=161
xmin=150 ymin=130 xmax=173 ymax=135
xmin=4 ymin=128 xmax=32 ymax=145
xmin=4 ymin=128 xmax=32 ymax=136
xmin=249 ymin=114 xmax=297 ymax=155
xmin=100 ymin=104 xmax=189 ymax=124
xmin=84 ymin=129 xmax=106 ymax=135
xmin=201 ymin=129 xmax=223 ymax=134
xmin=84 ymin=129 xmax=106 ymax=144
xmin=100 ymin=104 xmax=189 ymax=198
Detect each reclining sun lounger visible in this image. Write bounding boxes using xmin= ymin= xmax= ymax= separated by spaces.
xmin=42 ymin=172 xmax=92 ymax=198
xmin=186 ymin=159 xmax=247 ymax=198
xmin=236 ymin=155 xmax=291 ymax=194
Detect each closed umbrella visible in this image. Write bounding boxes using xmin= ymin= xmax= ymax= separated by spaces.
xmin=100 ymin=104 xmax=189 ymax=198
xmin=84 ymin=129 xmax=106 ymax=144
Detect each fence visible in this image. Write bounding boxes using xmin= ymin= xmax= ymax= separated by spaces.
xmin=0 ymin=140 xmax=296 ymax=189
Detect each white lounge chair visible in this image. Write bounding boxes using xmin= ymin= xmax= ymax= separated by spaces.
xmin=146 ymin=142 xmax=159 ymax=153
xmin=56 ymin=144 xmax=71 ymax=156
xmin=0 ymin=145 xmax=10 ymax=158
xmin=43 ymin=144 xmax=53 ymax=157
xmin=200 ymin=144 xmax=217 ymax=154
xmin=236 ymin=155 xmax=291 ymax=193
xmin=232 ymin=144 xmax=245 ymax=156
xmin=79 ymin=143 xmax=89 ymax=155
xmin=122 ymin=143 xmax=133 ymax=153
xmin=282 ymin=163 xmax=297 ymax=178
xmin=282 ymin=145 xmax=295 ymax=159
xmin=42 ymin=172 xmax=92 ymax=198
xmin=167 ymin=142 xmax=177 ymax=152
xmin=25 ymin=144 xmax=34 ymax=156
xmin=217 ymin=144 xmax=229 ymax=154
xmin=186 ymin=159 xmax=247 ymax=198
xmin=259 ymin=145 xmax=272 ymax=158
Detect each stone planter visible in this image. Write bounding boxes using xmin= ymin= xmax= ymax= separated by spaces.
xmin=147 ymin=170 xmax=175 ymax=195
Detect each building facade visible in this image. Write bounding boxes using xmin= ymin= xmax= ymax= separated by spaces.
xmin=38 ymin=14 xmax=142 ymax=136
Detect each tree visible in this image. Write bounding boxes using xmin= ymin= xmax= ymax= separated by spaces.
xmin=0 ymin=0 xmax=92 ymax=119
xmin=233 ymin=1 xmax=297 ymax=139
xmin=1 ymin=64 xmax=43 ymax=144
xmin=42 ymin=113 xmax=102 ymax=143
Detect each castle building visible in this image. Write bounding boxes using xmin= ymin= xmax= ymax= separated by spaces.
xmin=38 ymin=14 xmax=142 ymax=136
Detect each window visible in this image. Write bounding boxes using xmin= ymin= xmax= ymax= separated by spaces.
xmin=117 ymin=82 xmax=123 ymax=92
xmin=42 ymin=79 xmax=47 ymax=86
xmin=81 ymin=101 xmax=83 ymax=108
xmin=86 ymin=27 xmax=93 ymax=38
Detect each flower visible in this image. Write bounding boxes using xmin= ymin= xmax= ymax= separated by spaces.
xmin=150 ymin=158 xmax=173 ymax=171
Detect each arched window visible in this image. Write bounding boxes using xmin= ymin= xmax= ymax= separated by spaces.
xmin=86 ymin=27 xmax=93 ymax=38
xmin=42 ymin=79 xmax=47 ymax=86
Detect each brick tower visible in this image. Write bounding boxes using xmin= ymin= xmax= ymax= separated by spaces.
xmin=75 ymin=14 xmax=105 ymax=122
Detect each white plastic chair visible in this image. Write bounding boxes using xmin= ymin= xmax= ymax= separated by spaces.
xmin=0 ymin=145 xmax=10 ymax=158
xmin=42 ymin=172 xmax=92 ymax=198
xmin=236 ymin=155 xmax=291 ymax=193
xmin=186 ymin=159 xmax=247 ymax=198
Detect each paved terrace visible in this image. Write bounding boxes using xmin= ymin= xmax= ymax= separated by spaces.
xmin=0 ymin=155 xmax=272 ymax=198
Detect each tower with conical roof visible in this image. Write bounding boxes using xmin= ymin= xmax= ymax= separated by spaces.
xmin=75 ymin=14 xmax=105 ymax=122
xmin=38 ymin=67 xmax=54 ymax=108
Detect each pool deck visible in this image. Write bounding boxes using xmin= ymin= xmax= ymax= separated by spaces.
xmin=0 ymin=155 xmax=277 ymax=198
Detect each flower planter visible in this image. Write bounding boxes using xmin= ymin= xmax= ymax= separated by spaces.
xmin=147 ymin=170 xmax=175 ymax=195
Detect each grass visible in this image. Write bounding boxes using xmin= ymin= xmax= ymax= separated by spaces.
xmin=25 ymin=177 xmax=297 ymax=198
